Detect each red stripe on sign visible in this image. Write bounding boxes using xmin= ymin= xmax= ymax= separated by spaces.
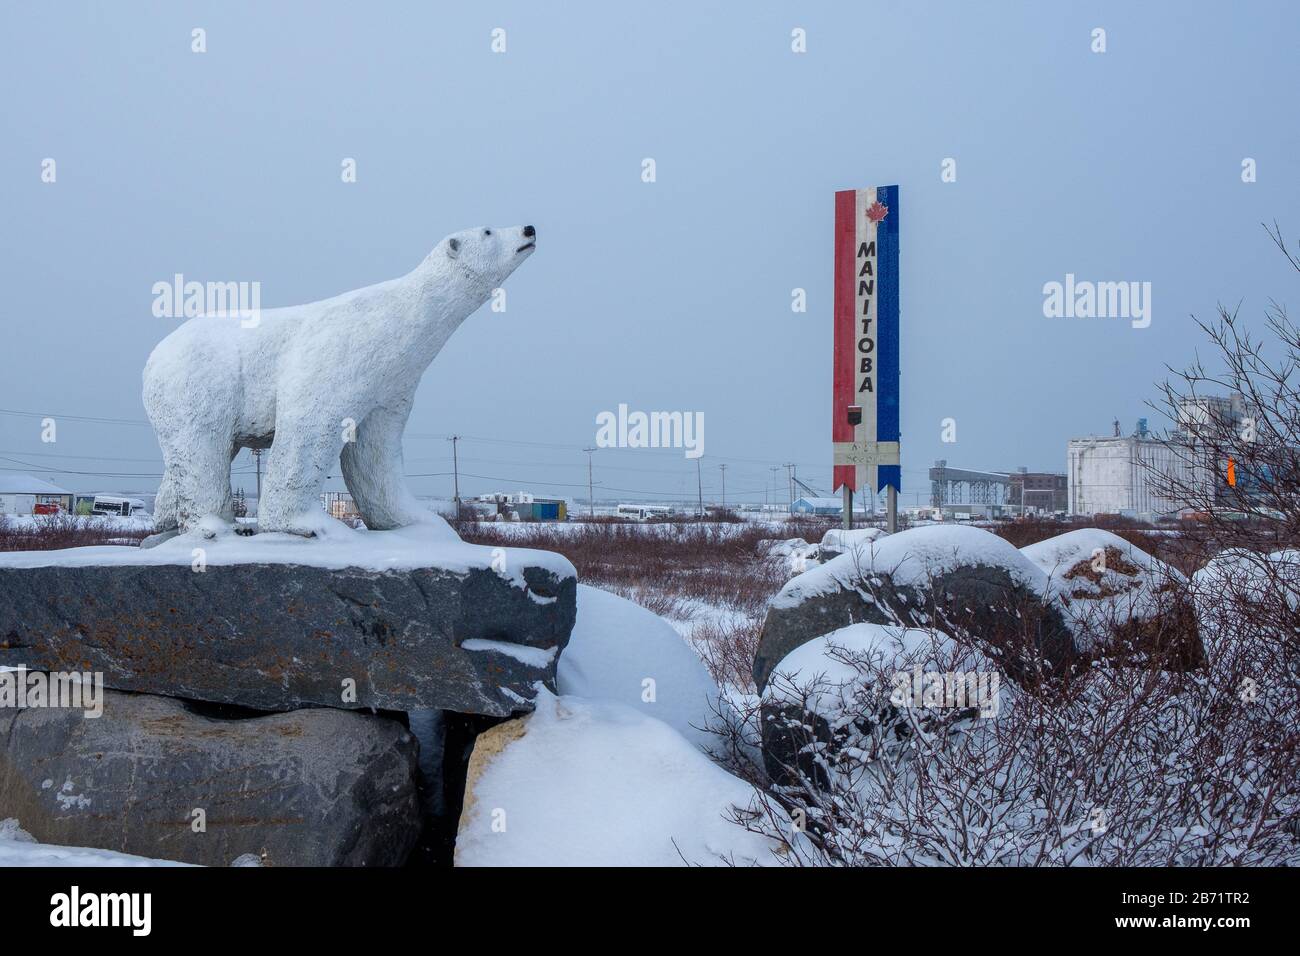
xmin=832 ymin=189 xmax=856 ymax=492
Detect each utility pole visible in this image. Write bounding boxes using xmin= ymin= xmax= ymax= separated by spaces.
xmin=252 ymin=448 xmax=263 ymax=511
xmin=719 ymin=464 xmax=726 ymax=511
xmin=583 ymin=447 xmax=596 ymax=519
xmin=447 ymin=435 xmax=461 ymax=519
xmin=696 ymin=457 xmax=704 ymax=520
xmin=769 ymin=466 xmax=780 ymax=512
xmin=784 ymin=463 xmax=796 ymax=509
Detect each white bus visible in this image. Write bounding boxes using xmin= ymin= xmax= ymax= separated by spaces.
xmin=91 ymin=494 xmax=148 ymax=517
xmin=616 ymin=504 xmax=676 ymax=521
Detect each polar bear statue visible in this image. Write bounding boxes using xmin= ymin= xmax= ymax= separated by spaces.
xmin=142 ymin=225 xmax=537 ymax=538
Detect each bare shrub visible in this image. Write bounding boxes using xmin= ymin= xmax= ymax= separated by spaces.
xmin=0 ymin=514 xmax=151 ymax=551
xmin=718 ymin=595 xmax=1297 ymax=865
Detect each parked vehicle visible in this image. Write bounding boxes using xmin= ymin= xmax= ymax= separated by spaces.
xmin=91 ymin=494 xmax=148 ymax=517
xmin=616 ymin=504 xmax=676 ymax=521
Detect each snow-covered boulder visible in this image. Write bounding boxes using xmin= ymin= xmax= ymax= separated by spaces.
xmin=558 ymin=585 xmax=724 ymax=751
xmin=1192 ymin=548 xmax=1300 ymax=654
xmin=760 ymin=622 xmax=1005 ymax=787
xmin=753 ymin=525 xmax=1075 ymax=692
xmin=1022 ymin=528 xmax=1201 ymax=666
xmin=0 ymin=522 xmax=577 ymax=716
xmin=455 ymin=692 xmax=776 ymax=866
xmin=818 ymin=526 xmax=886 ymax=562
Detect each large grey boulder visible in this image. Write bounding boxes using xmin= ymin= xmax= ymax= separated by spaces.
xmin=0 ymin=528 xmax=577 ymax=717
xmin=0 ymin=688 xmax=420 ymax=867
xmin=753 ymin=525 xmax=1076 ymax=693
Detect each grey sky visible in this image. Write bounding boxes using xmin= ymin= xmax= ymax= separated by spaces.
xmin=2 ymin=1 xmax=1297 ymax=508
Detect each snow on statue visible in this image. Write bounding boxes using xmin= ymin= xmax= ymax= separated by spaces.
xmin=142 ymin=225 xmax=537 ymax=539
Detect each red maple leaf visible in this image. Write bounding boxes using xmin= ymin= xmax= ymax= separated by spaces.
xmin=866 ymin=200 xmax=889 ymax=224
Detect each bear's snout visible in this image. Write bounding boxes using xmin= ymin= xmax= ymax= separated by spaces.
xmin=515 ymin=225 xmax=537 ymax=254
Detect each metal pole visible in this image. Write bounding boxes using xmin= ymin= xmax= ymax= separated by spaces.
xmin=696 ymin=458 xmax=703 ymax=519
xmin=253 ymin=448 xmax=262 ymax=509
xmin=583 ymin=447 xmax=596 ymax=518
xmin=843 ymin=486 xmax=852 ymax=530
xmin=448 ymin=435 xmax=461 ymax=519
xmin=887 ymin=484 xmax=898 ymax=533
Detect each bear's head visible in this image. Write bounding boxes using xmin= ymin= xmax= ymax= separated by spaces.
xmin=434 ymin=225 xmax=536 ymax=299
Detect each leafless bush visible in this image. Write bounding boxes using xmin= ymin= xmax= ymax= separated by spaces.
xmin=452 ymin=519 xmax=789 ymax=618
xmin=718 ymin=591 xmax=1297 ymax=865
xmin=690 ymin=617 xmax=765 ymax=692
xmin=0 ymin=514 xmax=151 ymax=551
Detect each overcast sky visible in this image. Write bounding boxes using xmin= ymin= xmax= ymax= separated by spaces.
xmin=2 ymin=1 xmax=1298 ymax=508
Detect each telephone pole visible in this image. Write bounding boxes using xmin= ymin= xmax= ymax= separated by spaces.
xmin=447 ymin=435 xmax=461 ymax=519
xmin=719 ymin=464 xmax=727 ymax=510
xmin=784 ymin=462 xmax=796 ymax=508
xmin=252 ymin=448 xmax=263 ymax=509
xmin=583 ymin=447 xmax=596 ymax=519
xmin=769 ymin=466 xmax=780 ymax=511
xmin=696 ymin=457 xmax=704 ymax=520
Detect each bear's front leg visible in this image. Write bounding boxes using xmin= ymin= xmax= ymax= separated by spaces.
xmin=257 ymin=414 xmax=348 ymax=537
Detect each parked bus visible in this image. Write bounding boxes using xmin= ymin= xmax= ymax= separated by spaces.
xmin=91 ymin=494 xmax=148 ymax=517
xmin=616 ymin=504 xmax=676 ymax=521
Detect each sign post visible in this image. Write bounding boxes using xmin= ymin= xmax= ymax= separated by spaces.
xmin=832 ymin=185 xmax=900 ymax=530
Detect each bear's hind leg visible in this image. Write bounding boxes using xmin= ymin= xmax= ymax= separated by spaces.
xmin=257 ymin=416 xmax=344 ymax=536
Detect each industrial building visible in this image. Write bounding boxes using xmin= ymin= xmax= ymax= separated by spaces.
xmin=0 ymin=475 xmax=75 ymax=515
xmin=928 ymin=460 xmax=1010 ymax=509
xmin=789 ymin=496 xmax=876 ymax=518
xmin=1009 ymin=469 xmax=1068 ymax=514
xmin=927 ymin=461 xmax=1067 ymax=517
xmin=1067 ymin=414 xmax=1216 ymax=517
xmin=473 ymin=492 xmax=568 ymax=521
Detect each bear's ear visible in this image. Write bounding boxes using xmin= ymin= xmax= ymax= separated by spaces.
xmin=446 ymin=238 xmax=461 ymax=260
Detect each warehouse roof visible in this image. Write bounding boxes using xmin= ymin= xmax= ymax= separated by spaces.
xmin=0 ymin=474 xmax=74 ymax=496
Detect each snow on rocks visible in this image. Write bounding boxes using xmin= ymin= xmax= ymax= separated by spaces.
xmin=0 ymin=517 xmax=575 ymax=591
xmin=0 ymin=521 xmax=578 ymax=715
xmin=1192 ymin=548 xmax=1300 ymax=653
xmin=1023 ymin=529 xmax=1201 ymax=665
xmin=760 ymin=622 xmax=1005 ymax=788
xmin=0 ymin=819 xmax=191 ymax=867
xmin=818 ymin=526 xmax=886 ymax=562
xmin=455 ymin=691 xmax=777 ymax=866
xmin=753 ymin=525 xmax=1074 ymax=693
xmin=559 ymin=585 xmax=725 ymax=751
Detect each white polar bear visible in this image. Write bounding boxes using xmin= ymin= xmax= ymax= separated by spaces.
xmin=142 ymin=225 xmax=536 ymax=538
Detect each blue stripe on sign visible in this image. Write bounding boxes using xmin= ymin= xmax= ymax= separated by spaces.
xmin=876 ymin=184 xmax=900 ymax=493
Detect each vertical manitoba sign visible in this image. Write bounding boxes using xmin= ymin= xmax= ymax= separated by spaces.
xmin=833 ymin=185 xmax=900 ymax=502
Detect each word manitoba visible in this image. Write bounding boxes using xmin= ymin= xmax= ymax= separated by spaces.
xmin=152 ymin=273 xmax=262 ymax=328
xmin=889 ymin=665 xmax=1000 ymax=718
xmin=0 ymin=668 xmax=104 ymax=718
xmin=50 ymin=886 xmax=151 ymax=937
xmin=1042 ymin=274 xmax=1151 ymax=328
xmin=595 ymin=404 xmax=704 ymax=459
